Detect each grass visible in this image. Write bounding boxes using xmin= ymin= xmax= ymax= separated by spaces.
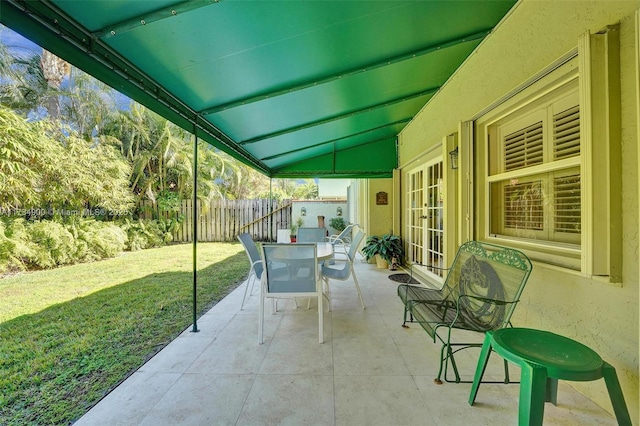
xmin=0 ymin=242 xmax=249 ymax=425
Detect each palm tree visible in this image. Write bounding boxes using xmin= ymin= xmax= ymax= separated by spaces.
xmin=40 ymin=49 xmax=69 ymax=119
xmin=0 ymin=40 xmax=49 ymax=117
xmin=104 ymin=105 xmax=237 ymax=207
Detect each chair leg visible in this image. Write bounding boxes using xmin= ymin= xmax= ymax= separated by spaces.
xmin=350 ymin=265 xmax=365 ymax=309
xmin=545 ymin=378 xmax=558 ymax=405
xmin=435 ymin=343 xmax=449 ymax=385
xmin=503 ymin=359 xmax=512 ymax=384
xmin=602 ymin=362 xmax=632 ymax=426
xmin=240 ymin=272 xmax=254 ymax=310
xmin=519 ymin=362 xmax=548 ymax=426
xmin=258 ymin=292 xmax=264 ymax=344
xmin=469 ymin=333 xmax=493 ymax=405
xmin=249 ymin=274 xmax=257 ymax=296
xmin=317 ymin=291 xmax=324 ymax=344
xmin=322 ymin=277 xmax=331 ymax=311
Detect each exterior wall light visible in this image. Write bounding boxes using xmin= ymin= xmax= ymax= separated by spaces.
xmin=449 ymin=147 xmax=459 ymax=170
xmin=337 ymin=206 xmax=343 ymax=216
xmin=301 ymin=207 xmax=307 ymax=216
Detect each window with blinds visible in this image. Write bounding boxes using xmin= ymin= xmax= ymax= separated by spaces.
xmin=553 ymin=106 xmax=580 ymax=160
xmin=504 ymin=122 xmax=543 ymax=171
xmin=553 ymin=173 xmax=581 ymax=234
xmin=488 ymin=89 xmax=581 ymax=246
xmin=504 ymin=180 xmax=543 ymax=231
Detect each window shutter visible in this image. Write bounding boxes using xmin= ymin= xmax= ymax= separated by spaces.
xmin=554 ymin=174 xmax=581 ymax=234
xmin=504 ymin=180 xmax=543 ymax=231
xmin=553 ymin=105 xmax=580 ymax=160
xmin=504 ymin=122 xmax=544 ymax=171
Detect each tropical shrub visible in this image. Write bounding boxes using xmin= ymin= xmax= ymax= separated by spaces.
xmin=28 ymin=220 xmax=76 ymax=268
xmin=119 ymin=219 xmax=168 ymax=251
xmin=0 ymin=217 xmax=170 ymax=273
xmin=75 ymin=220 xmax=127 ymax=260
xmin=0 ymin=218 xmax=39 ymax=271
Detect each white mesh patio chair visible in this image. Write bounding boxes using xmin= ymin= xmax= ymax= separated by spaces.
xmin=237 ymin=232 xmax=263 ymax=310
xmin=321 ymin=230 xmax=366 ymax=310
xmin=297 ymin=227 xmax=327 ymax=243
xmin=259 ymin=243 xmax=324 ymax=344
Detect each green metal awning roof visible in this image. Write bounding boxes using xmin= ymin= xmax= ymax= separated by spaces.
xmin=1 ymin=0 xmax=515 ymax=178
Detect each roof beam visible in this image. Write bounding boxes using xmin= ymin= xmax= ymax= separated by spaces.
xmin=98 ymin=1 xmax=221 ymax=39
xmin=199 ymin=29 xmax=489 ymax=116
xmin=239 ymin=87 xmax=437 ymax=145
xmin=259 ymin=118 xmax=412 ymax=161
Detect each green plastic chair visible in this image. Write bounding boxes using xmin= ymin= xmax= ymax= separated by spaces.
xmin=469 ymin=328 xmax=631 ymax=425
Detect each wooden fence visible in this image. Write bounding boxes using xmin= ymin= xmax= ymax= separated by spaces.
xmin=139 ymin=199 xmax=292 ymax=242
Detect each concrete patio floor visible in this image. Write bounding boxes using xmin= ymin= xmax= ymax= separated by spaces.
xmin=75 ymin=254 xmax=618 ymax=425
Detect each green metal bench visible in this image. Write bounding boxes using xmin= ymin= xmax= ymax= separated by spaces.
xmin=397 ymin=240 xmax=533 ymax=384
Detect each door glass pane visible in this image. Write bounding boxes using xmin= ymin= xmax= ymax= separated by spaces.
xmin=425 ymin=162 xmax=444 ymax=277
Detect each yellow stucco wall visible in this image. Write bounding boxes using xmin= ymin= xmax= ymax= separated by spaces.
xmin=365 ymin=179 xmax=394 ymax=238
xmin=397 ymin=0 xmax=639 ymax=421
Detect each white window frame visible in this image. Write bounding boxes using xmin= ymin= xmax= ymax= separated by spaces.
xmin=473 ymin=26 xmax=622 ymax=282
xmin=486 ymin=84 xmax=581 ymax=248
xmin=476 ymin=68 xmax=582 ymax=271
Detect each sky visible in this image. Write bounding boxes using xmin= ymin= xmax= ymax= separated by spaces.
xmin=0 ymin=25 xmax=41 ymax=54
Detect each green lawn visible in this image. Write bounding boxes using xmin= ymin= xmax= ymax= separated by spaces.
xmin=0 ymin=242 xmax=248 ymax=425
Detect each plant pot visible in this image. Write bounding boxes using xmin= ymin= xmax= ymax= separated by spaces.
xmin=389 ymin=257 xmax=399 ymax=271
xmin=375 ymin=254 xmax=389 ymax=269
xmin=290 ymin=236 xmax=297 ymax=243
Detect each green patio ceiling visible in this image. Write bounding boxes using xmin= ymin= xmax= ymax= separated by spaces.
xmin=1 ymin=0 xmax=516 ymax=178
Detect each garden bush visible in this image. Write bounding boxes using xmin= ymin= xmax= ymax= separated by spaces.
xmin=0 ymin=217 xmax=171 ymax=273
xmin=75 ymin=220 xmax=128 ymax=260
xmin=28 ymin=220 xmax=76 ymax=268
xmin=120 ymin=219 xmax=167 ymax=251
xmin=0 ymin=218 xmax=39 ymax=271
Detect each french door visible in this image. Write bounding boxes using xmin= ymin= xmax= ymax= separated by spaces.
xmin=406 ymin=160 xmax=445 ymax=279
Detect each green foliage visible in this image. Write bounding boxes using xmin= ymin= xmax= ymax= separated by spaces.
xmin=0 ymin=106 xmax=134 ymax=214
xmin=0 ymin=218 xmax=34 ymax=271
xmin=0 ymin=37 xmax=51 ymax=116
xmin=157 ymin=189 xmax=181 ymax=212
xmin=254 ymin=178 xmax=319 ymax=201
xmin=119 ymin=218 xmax=169 ymax=251
xmin=362 ymin=233 xmax=404 ymax=264
xmin=290 ymin=216 xmax=304 ymax=236
xmin=328 ymin=217 xmax=348 ymax=232
xmin=74 ymin=219 xmax=128 ymax=260
xmin=27 ymin=220 xmax=76 ymax=268
xmin=0 ymin=217 xmax=167 ymax=273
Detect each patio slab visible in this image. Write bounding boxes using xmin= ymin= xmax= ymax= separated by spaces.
xmin=75 ymin=255 xmax=618 ymax=425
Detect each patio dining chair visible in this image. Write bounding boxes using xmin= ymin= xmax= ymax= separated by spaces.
xmin=326 ymin=224 xmax=355 ymax=259
xmin=237 ymin=232 xmax=263 ymax=310
xmin=326 ymin=224 xmax=353 ymax=246
xmin=259 ymin=243 xmax=324 ymax=344
xmin=297 ymin=227 xmax=327 ymax=243
xmin=320 ymin=230 xmax=366 ymax=310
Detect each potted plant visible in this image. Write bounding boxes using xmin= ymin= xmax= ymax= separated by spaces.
xmin=361 ymin=233 xmax=404 ymax=270
xmin=289 ymin=217 xmax=304 ymax=242
xmin=328 ymin=217 xmax=348 ymax=233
